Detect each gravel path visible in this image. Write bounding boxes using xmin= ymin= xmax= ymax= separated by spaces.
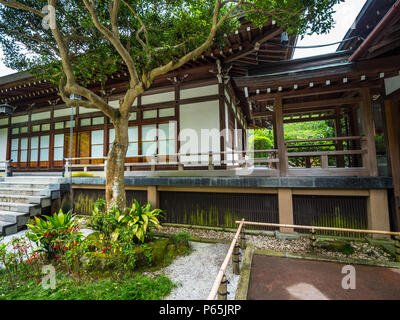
xmin=160 ymin=226 xmax=394 ymax=263
xmin=144 ymin=241 xmax=241 ymax=300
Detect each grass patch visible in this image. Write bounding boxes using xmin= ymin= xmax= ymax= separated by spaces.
xmin=0 ymin=272 xmax=175 ymax=300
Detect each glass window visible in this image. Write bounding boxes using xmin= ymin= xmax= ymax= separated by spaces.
xmin=129 ymin=112 xmax=137 ymax=121
xmin=91 ymin=130 xmax=104 ymax=158
xmin=30 ymin=137 xmax=39 ymax=162
xmin=20 ymin=127 xmax=28 ymax=134
xmin=80 ymin=118 xmax=91 ymax=126
xmin=11 ymin=138 xmax=19 ymax=162
xmin=159 ymin=108 xmax=175 ymax=117
xmin=158 ymin=122 xmax=176 ymax=155
xmin=40 ymin=135 xmax=50 ymax=162
xmin=12 ymin=128 xmax=19 ymax=135
xmin=32 ymin=125 xmax=40 ymax=132
xmin=143 ymin=110 xmax=157 ymax=119
xmin=142 ymin=124 xmax=157 ymax=156
xmin=92 ymin=117 xmax=104 ymax=125
xmin=127 ymin=126 xmax=138 ymax=157
xmin=55 ymin=122 xmax=64 ymax=130
xmin=41 ymin=124 xmax=50 ymax=131
xmin=20 ymin=138 xmax=28 ymax=162
xmin=54 ymin=134 xmax=64 ymax=161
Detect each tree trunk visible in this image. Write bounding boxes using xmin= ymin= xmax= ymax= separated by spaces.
xmin=105 ymin=116 xmax=129 ymax=210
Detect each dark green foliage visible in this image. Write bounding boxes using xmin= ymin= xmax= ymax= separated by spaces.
xmin=0 ymin=0 xmax=343 ymax=84
xmin=317 ymin=240 xmax=355 ymax=255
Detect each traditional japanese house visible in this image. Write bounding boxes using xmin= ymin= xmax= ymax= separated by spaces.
xmin=0 ymin=0 xmax=399 ymax=238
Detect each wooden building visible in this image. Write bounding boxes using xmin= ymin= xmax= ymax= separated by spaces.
xmin=0 ymin=0 xmax=399 ymax=237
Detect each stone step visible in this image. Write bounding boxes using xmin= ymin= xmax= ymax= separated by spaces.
xmin=4 ymin=176 xmax=67 ymax=184
xmin=0 ymin=210 xmax=30 ymax=227
xmin=0 ymin=182 xmax=61 ymax=190
xmin=0 ymin=194 xmax=51 ymax=207
xmin=0 ymin=202 xmax=41 ymax=215
xmin=0 ymin=187 xmax=47 ymax=197
xmin=0 ymin=220 xmax=17 ymax=236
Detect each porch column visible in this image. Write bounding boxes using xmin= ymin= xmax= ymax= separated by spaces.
xmin=360 ymin=88 xmax=378 ymax=176
xmin=335 ymin=107 xmax=345 ymax=167
xmin=275 ymin=97 xmax=287 ymax=176
xmin=278 ymin=188 xmax=294 ymax=233
xmin=367 ymin=189 xmax=390 ymax=239
xmin=147 ymin=186 xmax=159 ymax=208
xmin=384 ymin=99 xmax=400 ymax=231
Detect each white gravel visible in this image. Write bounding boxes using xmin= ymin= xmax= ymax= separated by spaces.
xmin=144 ymin=241 xmax=241 ymax=300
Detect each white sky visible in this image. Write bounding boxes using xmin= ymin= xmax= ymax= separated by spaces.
xmin=0 ymin=0 xmax=368 ymax=77
xmin=293 ymin=0 xmax=368 ymax=59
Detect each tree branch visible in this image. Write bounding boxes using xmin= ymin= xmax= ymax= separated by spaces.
xmin=82 ymin=0 xmax=139 ymax=89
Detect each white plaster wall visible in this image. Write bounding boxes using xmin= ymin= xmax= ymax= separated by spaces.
xmin=54 ymin=108 xmax=76 ymax=118
xmin=180 ymin=85 xmax=219 ymax=100
xmin=179 ymin=100 xmax=220 ymax=164
xmin=141 ymin=91 xmax=174 ymax=105
xmin=11 ymin=115 xmax=28 ymax=124
xmin=0 ymin=118 xmax=8 ymax=126
xmin=385 ymin=75 xmax=400 ymax=96
xmin=0 ymin=128 xmax=7 ymax=168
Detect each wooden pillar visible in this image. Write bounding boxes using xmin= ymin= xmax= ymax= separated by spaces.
xmin=219 ymin=83 xmax=226 ymax=165
xmin=384 ymin=99 xmax=400 ymax=231
xmin=360 ymin=88 xmax=378 ymax=176
xmin=147 ymin=186 xmax=159 ymax=208
xmin=349 ymin=107 xmax=360 ymax=167
xmin=278 ymin=188 xmax=294 ymax=233
xmin=335 ymin=107 xmax=345 ymax=168
xmin=275 ymin=97 xmax=287 ymax=176
xmin=367 ymin=189 xmax=391 ymax=239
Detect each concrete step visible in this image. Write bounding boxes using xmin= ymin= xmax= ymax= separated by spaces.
xmin=4 ymin=176 xmax=67 ymax=184
xmin=0 ymin=182 xmax=61 ymax=190
xmin=0 ymin=220 xmax=17 ymax=236
xmin=0 ymin=194 xmax=51 ymax=207
xmin=0 ymin=187 xmax=46 ymax=197
xmin=0 ymin=202 xmax=41 ymax=216
xmin=0 ymin=210 xmax=30 ymax=226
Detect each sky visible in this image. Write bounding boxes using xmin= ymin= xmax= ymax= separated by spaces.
xmin=0 ymin=0 xmax=368 ymax=77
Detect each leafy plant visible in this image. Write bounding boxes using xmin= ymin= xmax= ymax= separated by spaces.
xmin=26 ymin=210 xmax=83 ymax=259
xmin=173 ymin=231 xmax=191 ymax=245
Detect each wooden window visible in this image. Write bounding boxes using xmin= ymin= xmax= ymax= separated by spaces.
xmin=30 ymin=136 xmax=39 ymax=166
xmin=11 ymin=138 xmax=19 ymax=162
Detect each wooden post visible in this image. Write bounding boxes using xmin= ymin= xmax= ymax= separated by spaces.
xmin=208 ymin=151 xmax=214 ymax=170
xmin=310 ymin=228 xmax=317 ymax=250
xmin=278 ymin=188 xmax=294 ymax=233
xmin=232 ymin=242 xmax=240 ymax=275
xmin=218 ymin=275 xmax=228 ymax=300
xmin=147 ymin=186 xmax=159 ymax=208
xmin=335 ymin=107 xmax=345 ymax=167
xmin=367 ymin=189 xmax=391 ymax=239
xmin=384 ymin=99 xmax=400 ymax=231
xmin=240 ymin=225 xmax=246 ymax=249
xmin=275 ymin=97 xmax=287 ymax=176
xmin=360 ymin=88 xmax=378 ymax=176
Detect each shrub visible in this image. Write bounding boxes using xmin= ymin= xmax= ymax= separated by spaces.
xmin=26 ymin=210 xmax=83 ymax=259
xmin=173 ymin=231 xmax=191 ymax=245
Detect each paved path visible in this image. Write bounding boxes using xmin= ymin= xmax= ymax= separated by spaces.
xmin=248 ymin=255 xmax=400 ymax=300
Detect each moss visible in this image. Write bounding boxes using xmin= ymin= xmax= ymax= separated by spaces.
xmin=317 ymin=240 xmax=354 ymax=255
xmin=71 ymin=172 xmax=98 ymax=177
xmin=150 ymin=238 xmax=170 ymax=265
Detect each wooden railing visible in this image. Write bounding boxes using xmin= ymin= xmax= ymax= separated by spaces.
xmin=207 ymin=219 xmax=245 ymax=300
xmin=284 ymin=136 xmax=368 ymax=171
xmin=64 ymin=149 xmax=279 ymax=174
xmin=207 ymin=219 xmax=400 ymax=299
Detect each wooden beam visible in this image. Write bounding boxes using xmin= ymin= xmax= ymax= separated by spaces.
xmin=225 ymin=28 xmax=282 ymax=63
xmin=384 ymin=99 xmax=400 ymax=231
xmin=283 ymin=97 xmax=361 ymax=110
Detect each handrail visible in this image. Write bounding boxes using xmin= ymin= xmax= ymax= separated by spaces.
xmin=207 ymin=218 xmax=245 ymax=300
xmin=285 ymin=136 xmax=365 ymax=144
xmin=234 ymin=220 xmax=400 ymax=237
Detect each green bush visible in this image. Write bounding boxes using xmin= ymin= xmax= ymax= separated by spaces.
xmin=26 ymin=210 xmax=83 ymax=259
